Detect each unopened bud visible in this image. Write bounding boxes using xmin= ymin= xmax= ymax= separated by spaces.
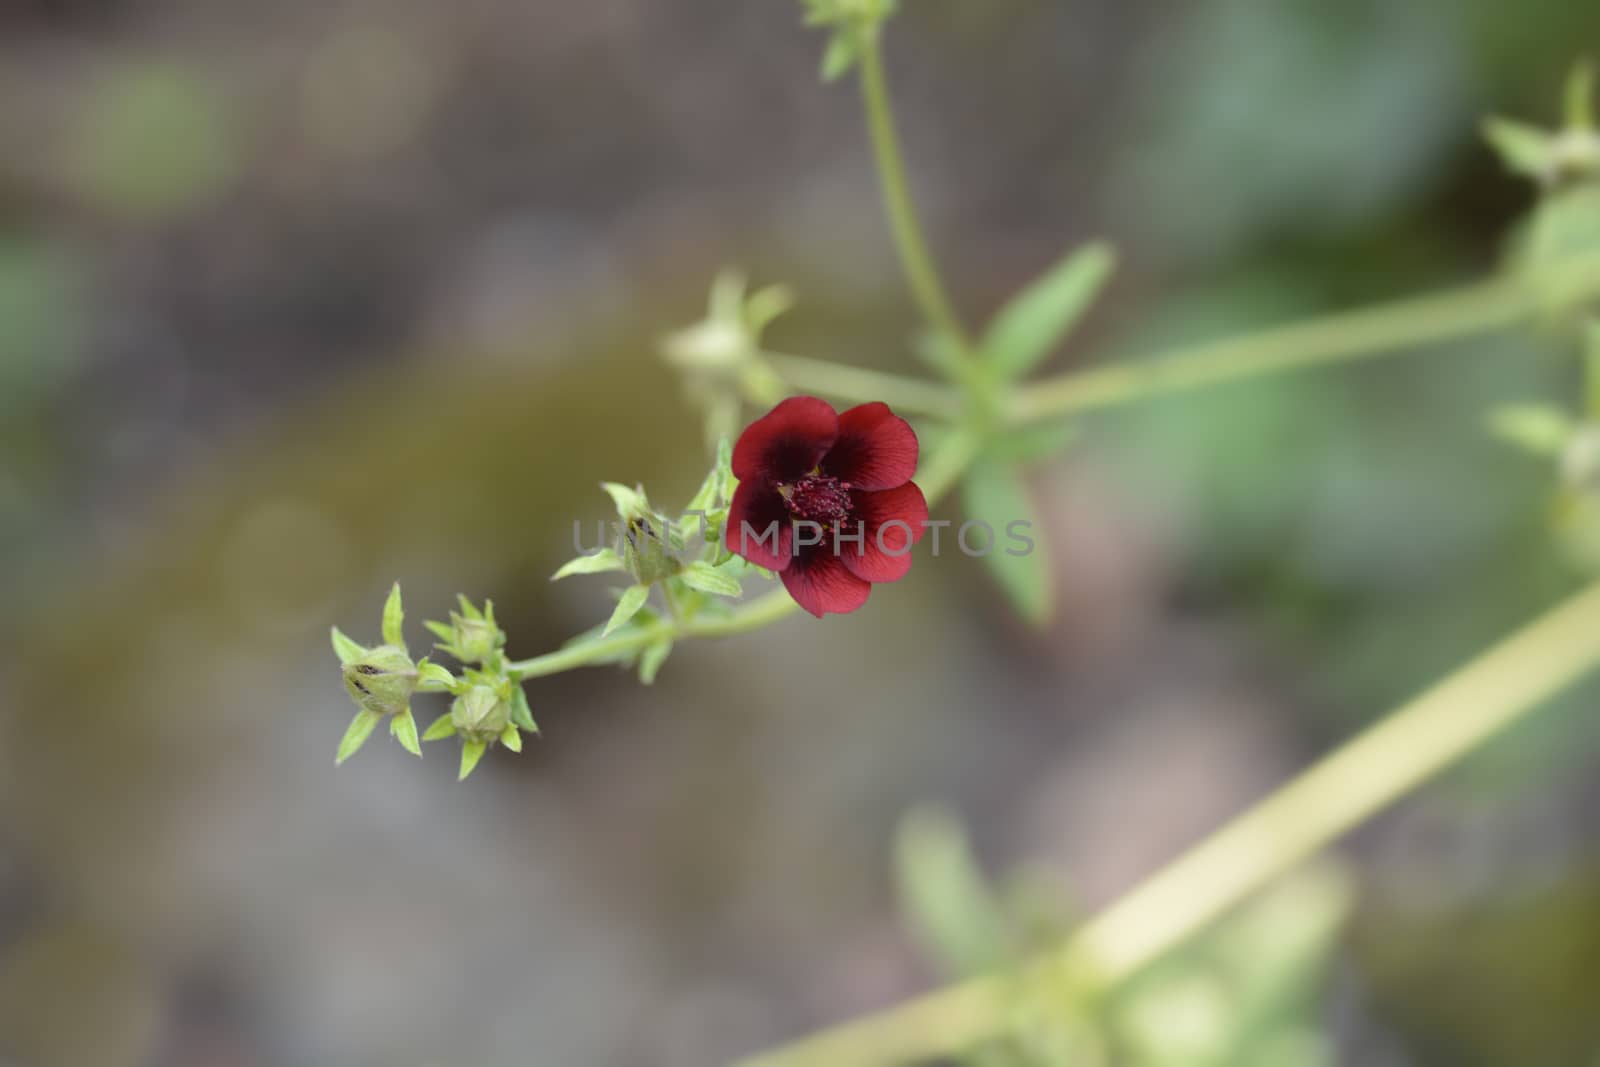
xmin=450 ymin=684 xmax=512 ymax=743
xmin=342 ymin=644 xmax=418 ymax=716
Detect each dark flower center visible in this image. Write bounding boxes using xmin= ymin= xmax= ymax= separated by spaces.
xmin=782 ymin=472 xmax=853 ymax=524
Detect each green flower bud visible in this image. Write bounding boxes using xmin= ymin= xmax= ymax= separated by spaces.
xmin=450 ymin=684 xmax=512 ymax=743
xmin=621 ymin=513 xmax=681 ymax=585
xmin=342 ymin=644 xmax=418 ymax=716
xmin=448 ymin=612 xmax=503 ymax=664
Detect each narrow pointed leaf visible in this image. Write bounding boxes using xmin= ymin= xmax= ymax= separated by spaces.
xmin=458 ymin=739 xmax=488 ymax=780
xmin=330 ymin=626 xmax=365 ymax=665
xmin=686 ymin=438 xmax=734 ymax=514
xmin=680 ymin=561 xmax=742 ymax=598
xmin=603 ymin=584 xmax=651 ymax=636
xmin=894 ymin=806 xmax=1018 ymax=978
xmin=391 ymin=708 xmax=422 ymax=758
xmin=424 ymin=620 xmax=455 ymax=643
xmin=500 ymin=725 xmax=523 ymax=753
xmin=982 ymin=242 xmax=1115 ymax=380
xmin=960 ymin=459 xmax=1052 ymax=625
xmin=422 ymin=713 xmax=457 ymax=742
xmin=554 ymin=548 xmax=625 ymax=581
xmin=336 ymin=709 xmax=382 ymax=765
xmin=455 ymin=594 xmax=483 ymax=621
xmin=381 ymin=583 xmax=405 ymax=650
xmin=639 ymin=639 xmax=673 ymax=685
xmin=820 ymin=32 xmax=859 ymax=82
xmin=1483 ymin=117 xmax=1553 ymax=179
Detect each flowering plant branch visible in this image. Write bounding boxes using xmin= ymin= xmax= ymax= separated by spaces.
xmin=327 ymin=11 xmax=1600 ymax=1063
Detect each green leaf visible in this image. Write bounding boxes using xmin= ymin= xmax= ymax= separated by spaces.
xmin=458 ymin=739 xmax=487 ymax=780
xmin=639 ymin=639 xmax=673 ymax=685
xmin=985 ymin=421 xmax=1080 ymax=466
xmin=330 ymin=626 xmax=365 ymax=665
xmin=894 ymin=806 xmax=1017 ymax=979
xmin=1566 ymin=59 xmax=1595 ymax=132
xmin=820 ymin=31 xmax=859 ymax=82
xmin=390 ymin=708 xmax=422 ymax=758
xmin=455 ymin=594 xmax=483 ymax=621
xmin=335 ymin=709 xmax=382 ymax=765
xmin=510 ymin=686 xmax=538 ymax=733
xmin=422 ymin=713 xmax=457 ymax=742
xmin=680 ymin=561 xmax=742 ymax=598
xmin=603 ymin=584 xmax=651 ymax=636
xmin=423 ymin=620 xmax=455 ymax=644
xmin=381 ymin=582 xmax=405 ymax=650
xmin=1488 ymin=404 xmax=1574 ymax=456
xmin=982 ymin=242 xmax=1115 ymax=381
xmin=1483 ymin=117 xmax=1552 ymax=179
xmin=552 ymin=548 xmax=625 ymax=580
xmin=960 ymin=458 xmax=1052 ymax=625
xmin=500 ymin=725 xmax=523 ymax=753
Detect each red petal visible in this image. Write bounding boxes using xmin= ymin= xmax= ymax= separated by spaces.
xmin=821 ymin=402 xmax=919 ymax=491
xmin=732 ymin=396 xmax=838 ymax=484
xmin=838 ymin=482 xmax=928 ymax=583
xmin=780 ymin=547 xmax=873 ymax=617
xmin=725 ymin=482 xmax=794 ymax=572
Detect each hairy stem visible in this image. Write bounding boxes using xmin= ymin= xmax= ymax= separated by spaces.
xmin=858 ymin=34 xmax=978 ymax=365
xmin=736 ymin=580 xmax=1600 ymax=1067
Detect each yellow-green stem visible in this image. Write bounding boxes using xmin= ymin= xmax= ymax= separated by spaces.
xmin=858 ymin=34 xmax=978 ymax=366
xmin=736 ymin=580 xmax=1600 ymax=1067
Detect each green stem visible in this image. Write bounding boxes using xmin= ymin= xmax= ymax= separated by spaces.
xmin=858 ymin=33 xmax=978 ymax=364
xmin=1007 ymin=267 xmax=1590 ymax=421
xmin=736 ymin=580 xmax=1600 ymax=1067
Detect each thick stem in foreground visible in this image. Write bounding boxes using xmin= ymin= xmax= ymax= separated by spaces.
xmin=735 ymin=580 xmax=1600 ymax=1067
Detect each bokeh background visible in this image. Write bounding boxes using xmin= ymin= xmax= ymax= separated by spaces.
xmin=5 ymin=1 xmax=1600 ymax=1064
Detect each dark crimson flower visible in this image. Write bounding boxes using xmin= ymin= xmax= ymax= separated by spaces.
xmin=726 ymin=396 xmax=928 ymax=617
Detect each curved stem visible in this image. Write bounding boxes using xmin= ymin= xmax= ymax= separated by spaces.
xmin=858 ymin=34 xmax=978 ymax=364
xmin=736 ymin=580 xmax=1600 ymax=1067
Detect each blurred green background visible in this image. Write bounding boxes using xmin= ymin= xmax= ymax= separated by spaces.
xmin=4 ymin=1 xmax=1600 ymax=1064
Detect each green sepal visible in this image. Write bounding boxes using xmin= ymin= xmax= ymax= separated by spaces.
xmin=1489 ymin=404 xmax=1574 ymax=456
xmin=961 ymin=458 xmax=1052 ymax=626
xmin=500 ymin=725 xmax=523 ymax=753
xmin=603 ymin=584 xmax=651 ymax=636
xmin=685 ymin=438 xmax=734 ymax=515
xmin=600 ymin=482 xmax=650 ymax=520
xmin=330 ymin=626 xmax=365 ymax=666
xmin=553 ymin=548 xmax=626 ymax=580
xmin=422 ymin=713 xmax=457 ymax=742
xmin=981 ymin=242 xmax=1115 ymax=381
xmin=455 ymin=594 xmax=484 ymax=621
xmin=415 ymin=659 xmax=456 ymax=692
xmin=390 ymin=707 xmax=422 ymax=758
xmin=381 ymin=582 xmax=406 ymax=651
xmin=423 ymin=620 xmax=456 ymax=644
xmin=336 ymin=709 xmax=382 ymax=765
xmin=510 ymin=686 xmax=538 ymax=733
xmin=459 ymin=739 xmax=488 ymax=780
xmin=680 ymin=561 xmax=742 ymax=598
xmin=639 ymin=639 xmax=673 ymax=685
